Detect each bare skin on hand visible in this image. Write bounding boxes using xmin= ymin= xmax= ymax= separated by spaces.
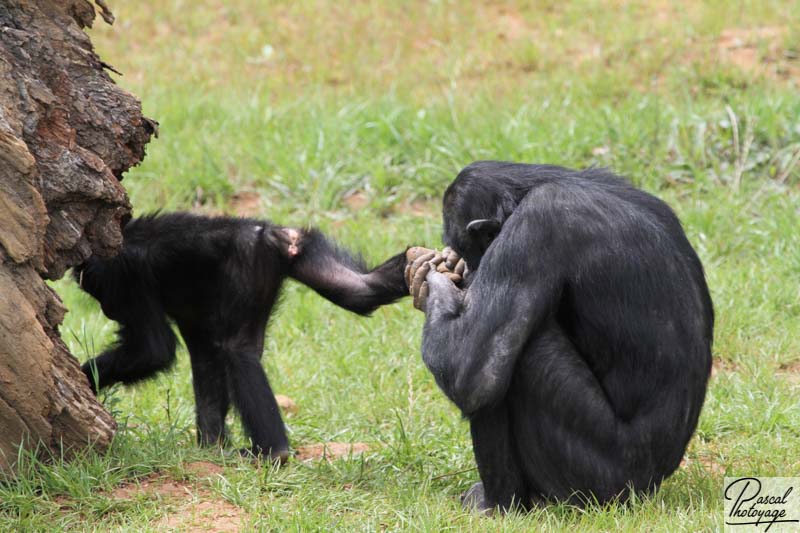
xmin=404 ymin=246 xmax=465 ymax=311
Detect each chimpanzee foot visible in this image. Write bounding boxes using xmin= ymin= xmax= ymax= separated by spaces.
xmin=197 ymin=432 xmax=228 ymax=449
xmin=461 ymin=481 xmax=495 ymax=516
xmin=237 ymin=446 xmax=290 ymax=465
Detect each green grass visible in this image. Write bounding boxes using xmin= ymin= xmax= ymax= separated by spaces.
xmin=3 ymin=1 xmax=800 ymax=530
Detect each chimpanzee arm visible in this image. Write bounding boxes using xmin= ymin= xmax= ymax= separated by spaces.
xmin=286 ymin=229 xmax=408 ymax=316
xmin=421 ymin=197 xmax=564 ymax=416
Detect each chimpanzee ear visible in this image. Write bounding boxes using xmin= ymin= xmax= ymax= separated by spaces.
xmin=466 ymin=218 xmax=502 ymax=237
xmin=466 ymin=218 xmax=502 ymax=250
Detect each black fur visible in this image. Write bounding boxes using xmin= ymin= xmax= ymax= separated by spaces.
xmin=421 ymin=161 xmax=714 ymax=510
xmin=75 ymin=212 xmax=407 ymax=460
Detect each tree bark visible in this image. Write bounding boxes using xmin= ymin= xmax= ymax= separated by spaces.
xmin=0 ymin=0 xmax=155 ymax=473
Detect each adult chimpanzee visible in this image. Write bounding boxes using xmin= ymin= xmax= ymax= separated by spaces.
xmin=75 ymin=212 xmax=408 ymax=462
xmin=406 ymin=161 xmax=714 ymax=512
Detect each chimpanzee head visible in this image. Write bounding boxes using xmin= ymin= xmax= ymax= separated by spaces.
xmin=441 ymin=163 xmax=525 ymax=271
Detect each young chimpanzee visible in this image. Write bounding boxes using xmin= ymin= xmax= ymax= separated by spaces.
xmin=406 ymin=161 xmax=714 ymax=512
xmin=75 ymin=212 xmax=408 ymax=462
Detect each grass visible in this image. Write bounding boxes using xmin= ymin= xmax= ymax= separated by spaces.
xmin=3 ymin=0 xmax=800 ymax=530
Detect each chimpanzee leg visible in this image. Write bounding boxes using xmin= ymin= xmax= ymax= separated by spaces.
xmin=467 ymin=402 xmax=530 ymax=512
xmin=508 ymin=323 xmax=637 ymax=505
xmin=182 ymin=329 xmax=230 ymax=447
xmin=82 ymin=308 xmax=177 ymax=393
xmin=222 ymin=333 xmax=289 ymax=462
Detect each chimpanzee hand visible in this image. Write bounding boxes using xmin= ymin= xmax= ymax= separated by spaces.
xmin=266 ymin=226 xmax=302 ymax=260
xmin=405 ymin=247 xmax=466 ymax=311
xmin=437 ymin=247 xmax=466 ymax=283
xmin=405 ymin=248 xmax=436 ymax=311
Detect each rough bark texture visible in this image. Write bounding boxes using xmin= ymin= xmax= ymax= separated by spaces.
xmin=0 ymin=0 xmax=155 ymax=473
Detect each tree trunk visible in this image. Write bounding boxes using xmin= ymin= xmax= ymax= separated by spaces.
xmin=0 ymin=0 xmax=155 ymax=473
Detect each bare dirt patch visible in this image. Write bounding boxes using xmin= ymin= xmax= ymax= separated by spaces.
xmin=275 ymin=393 xmax=298 ymax=415
xmin=681 ymin=451 xmax=725 ymax=476
xmin=716 ymin=26 xmax=798 ymax=81
xmin=711 ymin=357 xmax=739 ymax=378
xmin=392 ymin=199 xmax=439 ymax=217
xmin=154 ymin=498 xmax=245 ymax=533
xmin=229 ymin=190 xmax=263 ymax=217
xmin=777 ymin=360 xmax=800 ymax=384
xmin=110 ymin=473 xmax=190 ymax=500
xmin=294 ymin=442 xmax=370 ymax=462
xmin=184 ymin=460 xmax=225 ymax=479
xmin=109 ymin=468 xmax=248 ymax=532
xmin=343 ymin=190 xmax=370 ymax=210
xmin=482 ymin=5 xmax=534 ymax=42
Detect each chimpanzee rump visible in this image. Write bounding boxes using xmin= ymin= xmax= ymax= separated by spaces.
xmin=408 ymin=161 xmax=714 ymax=511
xmin=75 ymin=212 xmax=408 ymax=461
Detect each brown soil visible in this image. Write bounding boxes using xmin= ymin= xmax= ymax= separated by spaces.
xmin=275 ymin=394 xmax=299 ymax=415
xmin=109 ymin=466 xmax=247 ymax=532
xmin=681 ymin=452 xmax=725 ymax=476
xmin=716 ymin=26 xmax=798 ymax=81
xmin=483 ymin=5 xmax=534 ymax=42
xmin=184 ymin=460 xmax=225 ymax=478
xmin=777 ymin=360 xmax=800 ymax=384
xmin=711 ymin=357 xmax=740 ymax=378
xmin=343 ymin=190 xmax=370 ymax=210
xmin=392 ymin=199 xmax=439 ymax=217
xmin=294 ymin=442 xmax=370 ymax=462
xmin=154 ymin=499 xmax=244 ymax=533
xmin=229 ymin=190 xmax=263 ymax=217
